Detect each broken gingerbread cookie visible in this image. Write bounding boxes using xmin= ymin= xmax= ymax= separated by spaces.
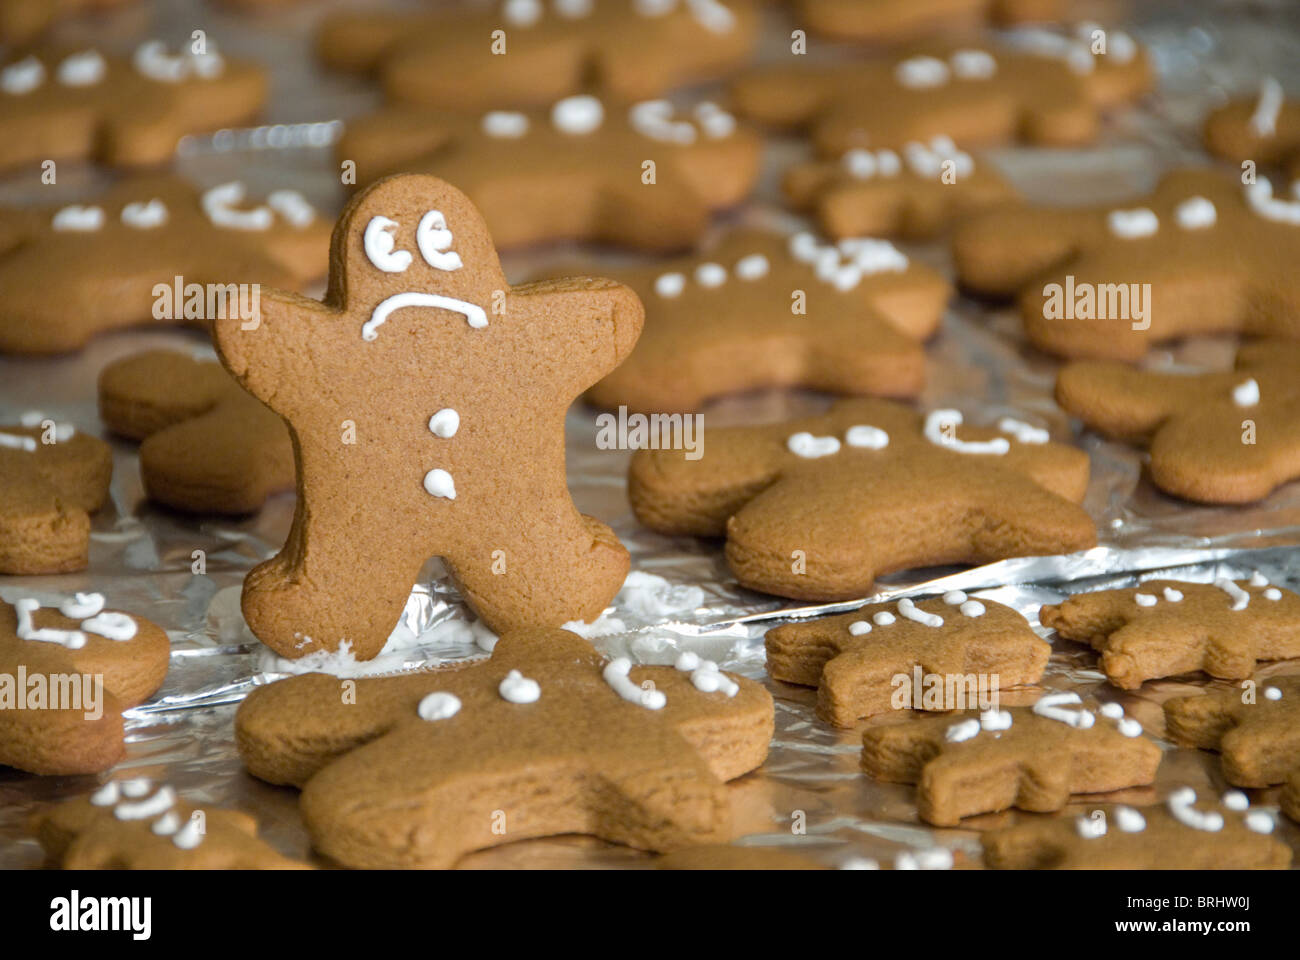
xmin=0 ymin=175 xmax=330 ymax=354
xmin=1 ymin=595 xmax=169 ymax=775
xmin=317 ymin=0 xmax=759 ymax=111
xmin=1055 ymin=341 xmax=1300 ymax=504
xmin=0 ymin=417 xmax=112 ymax=575
xmin=584 ymin=229 xmax=950 ymax=412
xmin=862 ymin=696 xmax=1161 ymax=826
xmin=730 ymin=27 xmax=1150 ymax=156
xmin=1164 ymin=675 xmax=1300 ymax=788
xmin=99 ymin=350 xmax=294 ymax=515
xmin=783 ymin=137 xmax=1018 ymax=240
xmin=953 ymin=169 xmax=1300 ymax=360
xmin=788 ymin=0 xmax=1063 ymax=44
xmin=629 ymin=398 xmax=1095 ymax=602
xmin=337 ymin=95 xmax=759 ymax=252
xmin=236 ymin=629 xmax=773 ymax=868
xmin=213 ymin=173 xmax=643 ymax=660
xmin=1040 ymin=577 xmax=1300 ymax=690
xmin=983 ymin=788 xmax=1291 ymax=869
xmin=31 ymin=779 xmax=308 ymax=869
xmin=765 ymin=594 xmax=1048 ymax=726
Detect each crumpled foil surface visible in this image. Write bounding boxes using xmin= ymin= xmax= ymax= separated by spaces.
xmin=2 ymin=0 xmax=1299 ymax=868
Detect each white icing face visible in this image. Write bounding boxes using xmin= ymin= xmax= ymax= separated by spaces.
xmin=56 ymin=50 xmax=106 ymax=87
xmin=1107 ymin=207 xmax=1159 ymax=238
xmin=1244 ymin=178 xmax=1300 ymax=225
xmin=924 ymin=409 xmax=1010 ymax=455
xmin=551 ymin=94 xmax=604 ymax=135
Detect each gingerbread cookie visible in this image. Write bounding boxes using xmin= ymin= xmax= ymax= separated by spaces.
xmin=730 ymin=27 xmax=1150 ymax=156
xmin=1 ymin=595 xmax=169 ymax=775
xmin=765 ymin=594 xmax=1048 ymax=726
xmin=1040 ymin=578 xmax=1300 ymax=690
xmin=317 ymin=0 xmax=759 ymax=111
xmin=657 ymin=845 xmax=825 ymax=869
xmin=1164 ymin=676 xmax=1300 ymax=788
xmin=0 ymin=0 xmax=133 ymax=45
xmin=1055 ymin=341 xmax=1300 ymax=503
xmin=953 ymin=169 xmax=1300 ymax=360
xmin=629 ymin=398 xmax=1095 ymax=601
xmin=1204 ymin=77 xmax=1300 ymax=169
xmin=213 ymin=173 xmax=643 ymax=661
xmin=0 ymin=175 xmax=330 ymax=354
xmin=983 ymin=790 xmax=1291 ymax=869
xmin=337 ymin=96 xmax=758 ymax=252
xmin=789 ymin=0 xmax=1063 ymax=44
xmin=0 ymin=418 xmax=112 ymax=575
xmin=0 ymin=42 xmax=265 ymax=171
xmin=31 ymin=780 xmax=308 ymax=869
xmin=236 ymin=629 xmax=773 ymax=868
xmin=862 ymin=698 xmax=1161 ymax=826
xmin=783 ymin=138 xmax=1018 ymax=240
xmin=584 ymin=229 xmax=949 ymax=412
xmin=1283 ymin=769 xmax=1300 ymax=824
xmin=99 ymin=350 xmax=294 ymax=515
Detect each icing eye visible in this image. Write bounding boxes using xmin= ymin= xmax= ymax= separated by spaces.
xmin=121 ymin=199 xmax=168 ymax=229
xmin=416 ymin=210 xmax=463 ymax=271
xmin=363 ymin=216 xmax=412 ymax=273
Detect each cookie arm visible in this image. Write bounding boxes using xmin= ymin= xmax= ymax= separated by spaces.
xmin=1056 ymin=363 xmax=1240 ymax=442
xmin=212 ymin=288 xmax=332 ymax=416
xmin=951 ymin=205 xmax=1098 ymax=297
xmin=512 ymin=277 xmax=645 ymax=393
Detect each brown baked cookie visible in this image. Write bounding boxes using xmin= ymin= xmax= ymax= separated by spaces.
xmin=729 ymin=28 xmax=1150 ymax=155
xmin=0 ymin=42 xmax=265 ymax=171
xmin=952 ymin=169 xmax=1300 ymax=360
xmin=783 ymin=139 xmax=1018 ymax=240
xmin=31 ymin=780 xmax=308 ymax=869
xmin=0 ymin=595 xmax=169 ymax=775
xmin=0 ymin=175 xmax=330 ymax=354
xmin=236 ymin=628 xmax=773 ymax=868
xmin=213 ymin=173 xmax=643 ymax=661
xmin=788 ymin=0 xmax=1063 ymax=44
xmin=765 ymin=594 xmax=1048 ymax=726
xmin=862 ymin=699 xmax=1161 ymax=826
xmin=1040 ymin=578 xmax=1300 ymax=690
xmin=337 ymin=96 xmax=758 ymax=252
xmin=0 ymin=419 xmax=112 ymax=575
xmin=629 ymin=398 xmax=1095 ymax=602
xmin=584 ymin=230 xmax=949 ymax=413
xmin=1055 ymin=341 xmax=1300 ymax=504
xmin=99 ymin=350 xmax=293 ymax=515
xmin=1203 ymin=77 xmax=1300 ymax=168
xmin=1283 ymin=769 xmax=1300 ymax=824
xmin=1163 ymin=676 xmax=1300 ymax=788
xmin=0 ymin=0 xmax=133 ymax=45
xmin=982 ymin=790 xmax=1291 ymax=869
xmin=317 ymin=0 xmax=759 ymax=110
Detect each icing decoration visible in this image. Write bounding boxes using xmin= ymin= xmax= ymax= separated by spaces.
xmin=1264 ymin=686 xmax=1282 ymax=700
xmin=364 ymin=216 xmax=412 ymax=272
xmin=90 ymin=783 xmax=120 ymax=806
xmin=1264 ymin=588 xmax=1282 ymax=601
xmin=1175 ymin=196 xmax=1216 ymax=230
xmin=695 ymin=262 xmax=727 ymax=287
xmin=2 ymin=56 xmax=44 ymax=95
xmin=482 ymin=110 xmax=529 ymax=138
xmin=1032 ymin=691 xmax=1095 ymax=729
xmin=114 ymin=786 xmax=177 ymax=821
xmin=997 ymin=417 xmax=1049 ymax=445
xmin=1099 ymin=702 xmax=1124 ymax=719
xmin=924 ymin=409 xmax=1010 ymax=455
xmin=82 ymin=612 xmax=139 ymax=641
xmin=844 ymin=425 xmax=889 ymax=450
xmin=603 ymin=657 xmax=666 ymax=709
xmin=122 ymin=199 xmax=168 ymax=229
xmin=980 ymin=708 xmax=1012 ymax=731
xmin=946 ymin=718 xmax=980 ymax=742
xmin=1250 ymin=572 xmax=1269 ymax=586
xmin=555 ymin=0 xmax=595 ymax=18
xmin=1076 ymin=813 xmax=1107 ymax=838
xmin=787 ymin=432 xmax=840 ymax=458
xmin=59 ymin=592 xmax=105 ymax=619
xmin=267 ymin=191 xmax=316 ymax=229
xmin=422 ymin=468 xmax=457 ymax=500
xmin=1117 ymin=718 xmax=1142 ymax=738
xmin=631 ymin=0 xmax=736 ymax=33
xmin=872 ymin=612 xmax=895 ymax=626
xmin=903 ymin=136 xmax=973 ymax=180
xmin=416 ymin=210 xmax=464 ymax=271
xmin=133 ymin=41 xmax=224 ymax=83
xmin=417 ymin=691 xmax=462 ymax=720
xmin=1244 ymin=178 xmax=1300 ymax=225
xmin=498 ymin=669 xmax=541 ymax=704
xmin=52 ymin=205 xmax=105 ymax=232
xmin=1249 ymin=76 xmax=1284 ymax=137
xmin=959 ymin=600 xmax=985 ymax=618
xmin=1114 ymin=805 xmax=1146 ymax=833
xmin=1107 ymin=207 xmax=1158 ymax=238
xmin=121 ymin=778 xmax=151 ymax=798
xmin=895 ymin=55 xmax=949 ymax=89
xmin=364 ymin=292 xmax=489 ymax=340
xmin=15 ymin=598 xmax=86 ymax=649
xmin=1002 ymin=28 xmax=1095 ymax=75
xmin=0 ymin=432 xmax=36 ymax=452
xmin=504 ymin=0 xmax=543 ymax=26
xmin=788 ymin=234 xmax=909 ymax=290
xmin=1233 ymin=378 xmax=1260 ymax=408
xmin=1222 ymin=790 xmax=1249 ymax=812
xmin=57 ymin=50 xmax=106 ymax=88
xmin=694 ymin=101 xmax=736 ymax=138
xmin=551 ymin=94 xmax=604 ymax=135
xmin=630 ymin=100 xmax=737 ymax=143
xmin=895 ymin=848 xmax=953 ymax=870
xmin=674 ymin=651 xmax=738 ymax=697
xmin=1244 ymin=810 xmax=1275 ymax=834
xmin=202 ymin=182 xmax=273 ymax=231
xmin=654 ymin=272 xmax=686 ymax=298
xmin=1163 ymin=588 xmax=1183 ymax=602
xmin=172 ymin=818 xmax=204 ymax=849
xmin=949 ymin=49 xmax=997 ymax=79
xmin=151 ymin=812 xmax=180 ymax=835
xmin=897 ymin=598 xmax=943 ymax=627
xmin=734 ymin=253 xmax=769 ymax=280
xmin=848 ymin=621 xmax=871 ymax=636
xmin=842 ymin=148 xmax=901 ymax=179
xmin=1135 ymin=593 xmax=1157 ymax=607
xmin=1214 ymin=577 xmax=1250 ymax=611
xmin=1166 ymin=787 xmax=1223 ymax=833
xmin=428 ymin=409 xmax=460 ymax=438
xmin=943 ymin=591 xmax=967 ymax=605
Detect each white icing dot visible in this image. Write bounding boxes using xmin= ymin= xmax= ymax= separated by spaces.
xmin=959 ymin=601 xmax=985 ymax=618
xmin=848 ymin=620 xmax=872 ymax=636
xmin=51 ymin=205 xmax=104 ymax=232
xmin=172 ymin=818 xmax=204 ymax=849
xmin=56 ymin=50 xmax=106 ymax=87
xmin=90 ymin=783 xmax=120 ymax=807
xmin=843 ymin=149 xmax=876 ymax=178
xmin=120 ymin=778 xmax=151 ymax=798
xmin=498 ymin=669 xmax=541 ymax=704
xmin=694 ymin=101 xmax=736 ymax=138
xmin=949 ymin=49 xmax=997 ymax=79
xmin=1244 ymin=178 xmax=1300 ymax=225
xmin=554 ymin=0 xmax=594 ymax=17
xmin=59 ymin=592 xmax=105 ymax=619
xmin=1163 ymin=587 xmax=1184 ymax=602
xmin=1 ymin=56 xmax=45 ymax=95
xmin=844 ymin=425 xmax=889 ymax=450
xmin=151 ymin=811 xmax=181 ymax=836
xmin=786 ymin=432 xmax=840 ymax=458
xmin=1264 ymin=588 xmax=1282 ymax=601
xmin=482 ymin=111 xmax=529 ymax=138
xmin=504 ymin=0 xmax=542 ymax=25
xmin=654 ymin=272 xmax=686 ymax=298
xmin=423 ymin=468 xmax=457 ymax=500
xmin=694 ymin=262 xmax=727 ymax=287
xmin=734 ymin=253 xmax=769 ymax=281
xmin=1075 ymin=814 xmax=1107 ymax=839
xmin=551 ymin=94 xmax=604 ymax=135
xmin=872 ymin=612 xmax=895 ymax=626
xmin=1232 ymin=378 xmax=1260 ymax=408
xmin=1106 ymin=207 xmax=1159 ymax=238
xmin=428 ymin=409 xmax=460 ymax=439
xmin=1117 ymin=717 xmax=1143 ymax=738
xmin=1135 ymin=593 xmax=1157 ymax=607
xmin=980 ymin=708 xmax=1012 ymax=731
xmin=122 ymin=199 xmax=168 ymax=229
xmin=417 ymin=691 xmax=462 ymax=720
xmin=1264 ymin=686 xmax=1282 ymax=701
xmin=1250 ymin=572 xmax=1269 ymax=587
xmin=1099 ymin=702 xmax=1124 ymax=719
xmin=1114 ymin=806 xmax=1146 ymax=833
xmin=1250 ymin=76 xmax=1284 ymax=136
xmin=1174 ymin=196 xmax=1216 ymax=230
xmin=1244 ymin=810 xmax=1275 ymax=834
xmin=895 ymin=55 xmax=950 ymax=89
xmin=942 ymin=591 xmax=967 ymax=605
xmin=1221 ymin=790 xmax=1250 ymax=811
xmin=945 ymin=718 xmax=980 ymax=742
xmin=82 ymin=612 xmax=137 ymax=641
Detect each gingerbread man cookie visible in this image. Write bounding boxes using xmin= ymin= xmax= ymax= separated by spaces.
xmin=31 ymin=781 xmax=309 ymax=869
xmin=1040 ymin=578 xmax=1300 ymax=690
xmin=1204 ymin=77 xmax=1300 ymax=171
xmin=317 ymin=0 xmax=759 ymax=111
xmin=236 ymin=629 xmax=773 ymax=868
xmin=0 ymin=42 xmax=265 ymax=171
xmin=730 ymin=27 xmax=1150 ymax=156
xmin=1055 ymin=341 xmax=1300 ymax=504
xmin=1 ymin=595 xmax=169 ymax=775
xmin=862 ymin=698 xmax=1161 ymax=826
xmin=213 ymin=173 xmax=643 ymax=661
xmin=1284 ymin=770 xmax=1300 ymax=824
xmin=0 ymin=418 xmax=111 ymax=575
xmin=0 ymin=176 xmax=330 ymax=354
xmin=585 ymin=229 xmax=950 ymax=412
xmin=765 ymin=594 xmax=1048 ymax=726
xmin=953 ymin=169 xmax=1300 ymax=360
xmin=99 ymin=350 xmax=294 ymax=515
xmin=983 ymin=790 xmax=1291 ymax=869
xmin=1164 ymin=676 xmax=1300 ymax=788
xmin=337 ymin=95 xmax=759 ymax=252
xmin=629 ymin=398 xmax=1095 ymax=602
xmin=0 ymin=0 xmax=133 ymax=45
xmin=789 ymin=0 xmax=1063 ymax=44
xmin=783 ymin=138 xmax=1018 ymax=240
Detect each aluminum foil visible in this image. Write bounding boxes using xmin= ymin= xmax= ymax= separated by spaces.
xmin=2 ymin=0 xmax=1300 ymax=868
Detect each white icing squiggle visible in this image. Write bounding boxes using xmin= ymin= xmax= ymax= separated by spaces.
xmin=1032 ymin=691 xmax=1095 ymax=729
xmin=364 ymin=293 xmax=489 ymax=340
xmin=82 ymin=612 xmax=138 ymax=641
xmin=1244 ymin=178 xmax=1300 ymax=225
xmin=924 ymin=409 xmax=1010 ymax=455
xmin=897 ymin=598 xmax=943 ymax=628
xmin=1249 ymin=76 xmax=1284 ymax=137
xmin=59 ymin=593 xmax=104 ymax=619
xmin=15 ymin=598 xmax=86 ymax=649
xmin=1214 ymin=578 xmax=1250 ymax=611
xmin=1166 ymin=787 xmax=1224 ymax=833
xmin=997 ymin=417 xmax=1049 ymax=445
xmin=416 ymin=210 xmax=464 ymax=272
xmin=603 ymin=658 xmax=666 ymax=709
xmin=202 ymin=183 xmax=272 ymax=231
xmin=364 ymin=216 xmax=411 ymax=272
xmin=674 ymin=651 xmax=738 ymax=697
